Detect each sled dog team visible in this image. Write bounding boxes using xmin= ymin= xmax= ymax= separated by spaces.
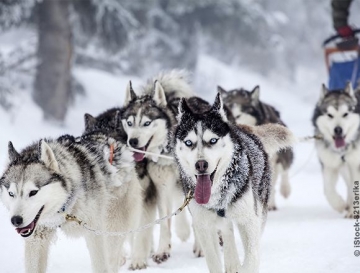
xmin=0 ymin=70 xmax=359 ymax=273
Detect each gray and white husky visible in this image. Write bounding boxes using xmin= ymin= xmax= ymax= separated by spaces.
xmin=84 ymin=110 xmax=156 ymax=270
xmin=0 ymin=132 xmax=142 ymax=272
xmin=173 ymin=93 xmax=295 ymax=273
xmin=312 ymin=83 xmax=360 ymax=218
xmin=219 ymin=86 xmax=294 ymax=210
xmin=121 ymin=70 xmax=193 ymax=263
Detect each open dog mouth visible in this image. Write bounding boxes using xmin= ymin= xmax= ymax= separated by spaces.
xmin=333 ymin=135 xmax=346 ymax=148
xmin=133 ymin=136 xmax=153 ymax=162
xmin=194 ymin=167 xmax=217 ymax=205
xmin=16 ymin=206 xmax=44 ymax=238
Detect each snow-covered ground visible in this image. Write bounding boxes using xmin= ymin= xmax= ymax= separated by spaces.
xmin=0 ymin=55 xmax=359 ymax=272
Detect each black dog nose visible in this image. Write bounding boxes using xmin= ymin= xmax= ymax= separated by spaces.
xmin=195 ymin=160 xmax=208 ymax=173
xmin=334 ymin=126 xmax=343 ymax=136
xmin=129 ymin=138 xmax=138 ymax=147
xmin=11 ymin=216 xmax=23 ymax=227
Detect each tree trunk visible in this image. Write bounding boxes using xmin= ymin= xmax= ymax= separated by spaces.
xmin=34 ymin=0 xmax=72 ymax=123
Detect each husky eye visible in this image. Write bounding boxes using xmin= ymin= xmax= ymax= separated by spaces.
xmin=210 ymin=138 xmax=218 ymax=145
xmin=184 ymin=140 xmax=193 ymax=147
xmin=143 ymin=121 xmax=152 ymax=127
xmin=343 ymin=113 xmax=348 ymax=117
xmin=127 ymin=121 xmax=133 ymax=127
xmin=29 ymin=190 xmax=38 ymax=197
xmin=327 ymin=114 xmax=334 ymax=119
xmin=8 ymin=192 xmax=14 ymax=198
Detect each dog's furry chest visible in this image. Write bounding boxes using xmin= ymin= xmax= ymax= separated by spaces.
xmin=316 ymin=140 xmax=360 ymax=168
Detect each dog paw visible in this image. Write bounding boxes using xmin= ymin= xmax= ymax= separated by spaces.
xmin=129 ymin=258 xmax=147 ymax=270
xmin=345 ymin=210 xmax=355 ymax=219
xmin=329 ymin=195 xmax=346 ymax=213
xmin=193 ymin=242 xmax=204 ymax=257
xmin=152 ymin=252 xmax=170 ymax=264
xmin=225 ymin=268 xmax=241 ymax=273
xmin=268 ymin=205 xmax=277 ymax=211
xmin=280 ymin=183 xmax=291 ymax=199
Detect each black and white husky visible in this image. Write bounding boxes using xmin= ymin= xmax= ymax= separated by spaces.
xmin=0 ymin=132 xmax=142 ymax=272
xmin=84 ymin=110 xmax=156 ymax=269
xmin=84 ymin=70 xmax=194 ymax=264
xmin=121 ymin=70 xmax=193 ymax=263
xmin=173 ymin=93 xmax=295 ymax=273
xmin=312 ymin=83 xmax=360 ymax=218
xmin=219 ymin=86 xmax=294 ymax=210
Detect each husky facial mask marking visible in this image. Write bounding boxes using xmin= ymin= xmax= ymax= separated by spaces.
xmin=122 ymin=81 xmax=171 ymax=162
xmin=218 ymin=85 xmax=259 ymax=125
xmin=175 ymin=94 xmax=234 ymax=205
xmin=1 ymin=141 xmax=68 ymax=237
xmin=314 ymin=83 xmax=360 ymax=150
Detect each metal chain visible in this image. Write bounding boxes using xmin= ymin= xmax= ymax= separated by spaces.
xmin=65 ymin=190 xmax=193 ymax=237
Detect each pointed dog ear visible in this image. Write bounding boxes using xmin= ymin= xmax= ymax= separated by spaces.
xmin=344 ymin=81 xmax=355 ymax=98
xmin=8 ymin=141 xmax=20 ymax=162
xmin=250 ymin=85 xmax=260 ymax=105
xmin=84 ymin=113 xmax=97 ymax=131
xmin=212 ymin=92 xmax=228 ymax=122
xmin=124 ymin=81 xmax=137 ymax=106
xmin=318 ymin=84 xmax=329 ymax=103
xmin=153 ymin=80 xmax=167 ymax=107
xmin=38 ymin=140 xmax=59 ymax=172
xmin=217 ymin=86 xmax=227 ymax=96
xmin=177 ymin=98 xmax=192 ymax=122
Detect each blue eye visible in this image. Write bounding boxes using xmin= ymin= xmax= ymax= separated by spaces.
xmin=210 ymin=138 xmax=218 ymax=145
xmin=8 ymin=192 xmax=14 ymax=198
xmin=144 ymin=121 xmax=151 ymax=126
xmin=127 ymin=121 xmax=133 ymax=126
xmin=184 ymin=140 xmax=193 ymax=147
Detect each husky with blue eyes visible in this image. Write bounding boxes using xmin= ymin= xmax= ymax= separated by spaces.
xmin=173 ymin=93 xmax=295 ymax=273
xmin=312 ymin=83 xmax=360 ymax=218
xmin=121 ymin=70 xmax=194 ymax=264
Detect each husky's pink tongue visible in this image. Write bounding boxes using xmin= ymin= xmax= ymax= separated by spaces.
xmin=16 ymin=221 xmax=35 ymax=235
xmin=133 ymin=147 xmax=145 ymax=162
xmin=334 ymin=137 xmax=346 ymax=148
xmin=195 ymin=175 xmax=212 ymax=204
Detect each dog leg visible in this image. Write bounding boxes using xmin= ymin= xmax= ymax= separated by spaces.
xmin=85 ymin=233 xmax=109 ymax=273
xmin=130 ymin=201 xmax=157 ymax=270
xmin=174 ymin=188 xmax=191 ymax=242
xmin=340 ymin=166 xmax=352 ymax=211
xmin=237 ymin=217 xmax=262 ymax=273
xmin=268 ymin=163 xmax=279 ymax=211
xmin=192 ymin=223 xmax=204 ymax=257
xmin=222 ymin=220 xmax=241 ymax=273
xmin=323 ymin=167 xmax=346 ymax=213
xmin=280 ymin=166 xmax=291 ymax=199
xmin=344 ymin=165 xmax=357 ymax=218
xmin=25 ymin=227 xmax=56 ymax=273
xmin=152 ymin=185 xmax=172 ymax=264
xmin=190 ymin=203 xmax=222 ymax=273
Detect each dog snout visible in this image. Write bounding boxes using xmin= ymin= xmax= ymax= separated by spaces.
xmin=334 ymin=126 xmax=343 ymax=136
xmin=129 ymin=138 xmax=139 ymax=148
xmin=11 ymin=215 xmax=23 ymax=227
xmin=195 ymin=160 xmax=209 ymax=173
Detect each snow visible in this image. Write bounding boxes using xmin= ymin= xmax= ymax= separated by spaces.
xmin=0 ymin=55 xmax=359 ymax=272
